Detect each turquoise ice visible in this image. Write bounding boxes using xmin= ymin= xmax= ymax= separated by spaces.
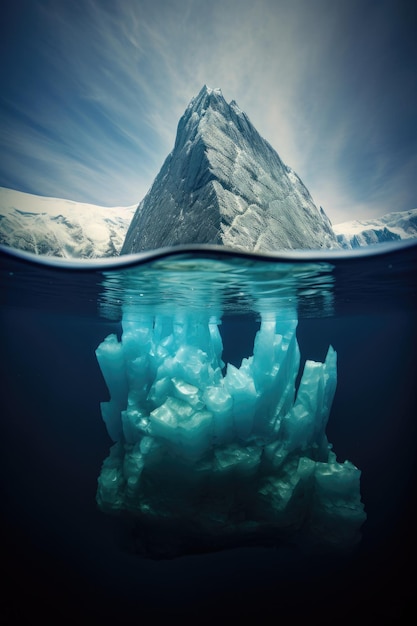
xmin=96 ymin=306 xmax=366 ymax=554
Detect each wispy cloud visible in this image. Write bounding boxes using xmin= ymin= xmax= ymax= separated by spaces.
xmin=0 ymin=0 xmax=415 ymax=220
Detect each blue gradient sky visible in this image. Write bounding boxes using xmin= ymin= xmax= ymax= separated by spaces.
xmin=0 ymin=0 xmax=415 ymax=222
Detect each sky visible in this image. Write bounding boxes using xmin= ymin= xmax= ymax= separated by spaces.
xmin=0 ymin=0 xmax=416 ymax=224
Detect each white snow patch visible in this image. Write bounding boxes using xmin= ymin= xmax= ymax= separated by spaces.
xmin=0 ymin=186 xmax=137 ymax=258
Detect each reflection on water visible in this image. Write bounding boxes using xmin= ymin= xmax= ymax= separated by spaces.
xmin=99 ymin=255 xmax=335 ymax=318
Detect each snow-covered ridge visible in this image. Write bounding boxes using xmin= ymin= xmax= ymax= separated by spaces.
xmin=0 ymin=186 xmax=136 ymax=258
xmin=333 ymin=209 xmax=417 ymax=249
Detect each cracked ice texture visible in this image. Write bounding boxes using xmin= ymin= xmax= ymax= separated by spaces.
xmin=121 ymin=86 xmax=339 ymax=254
xmin=95 ymin=310 xmax=366 ymax=555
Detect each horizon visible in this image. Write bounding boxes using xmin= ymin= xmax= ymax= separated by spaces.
xmin=1 ymin=0 xmax=416 ymax=224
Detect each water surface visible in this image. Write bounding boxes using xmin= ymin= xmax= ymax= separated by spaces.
xmin=1 ymin=241 xmax=416 ymax=622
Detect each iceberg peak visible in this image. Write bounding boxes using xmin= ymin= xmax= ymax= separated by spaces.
xmin=121 ymin=87 xmax=340 ymax=254
xmin=201 ymin=84 xmax=223 ymax=97
xmin=194 ymin=84 xmax=224 ymax=103
xmin=185 ymin=84 xmax=228 ymax=123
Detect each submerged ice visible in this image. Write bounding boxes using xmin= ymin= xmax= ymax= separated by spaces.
xmin=96 ymin=310 xmax=366 ymax=555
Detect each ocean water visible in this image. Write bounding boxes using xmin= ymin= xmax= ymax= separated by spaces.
xmin=1 ymin=241 xmax=416 ymax=622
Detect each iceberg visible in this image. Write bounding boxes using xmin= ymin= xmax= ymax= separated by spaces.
xmin=96 ymin=307 xmax=366 ymax=557
xmin=121 ymin=86 xmax=340 ymax=253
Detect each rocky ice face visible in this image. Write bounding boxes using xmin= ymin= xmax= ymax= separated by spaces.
xmin=95 ymin=308 xmax=366 ymax=557
xmin=121 ymin=86 xmax=340 ymax=253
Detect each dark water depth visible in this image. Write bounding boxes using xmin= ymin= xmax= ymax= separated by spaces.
xmin=1 ymin=242 xmax=416 ymax=622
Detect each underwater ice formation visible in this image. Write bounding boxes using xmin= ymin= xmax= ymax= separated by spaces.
xmin=96 ymin=310 xmax=366 ymax=556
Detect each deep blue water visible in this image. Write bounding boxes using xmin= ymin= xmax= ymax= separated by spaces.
xmin=1 ymin=242 xmax=416 ymax=622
